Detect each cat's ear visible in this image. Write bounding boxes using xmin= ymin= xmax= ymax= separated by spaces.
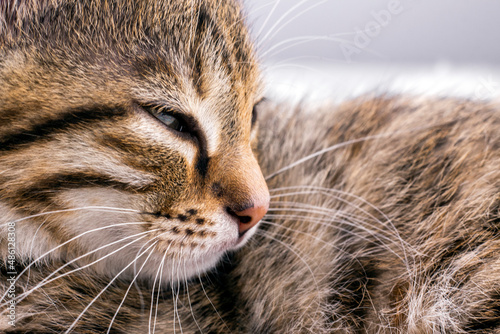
xmin=1 ymin=0 xmax=60 ymax=41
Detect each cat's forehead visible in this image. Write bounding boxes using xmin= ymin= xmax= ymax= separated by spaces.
xmin=125 ymin=0 xmax=261 ymax=140
xmin=125 ymin=1 xmax=262 ymax=122
xmin=1 ymin=0 xmax=262 ymax=119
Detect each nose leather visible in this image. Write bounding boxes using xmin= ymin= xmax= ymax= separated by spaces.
xmin=233 ymin=201 xmax=269 ymax=235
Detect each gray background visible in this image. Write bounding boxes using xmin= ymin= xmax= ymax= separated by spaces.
xmin=245 ymin=0 xmax=500 ymax=66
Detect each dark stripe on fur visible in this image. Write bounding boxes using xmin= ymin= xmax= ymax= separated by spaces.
xmin=195 ymin=155 xmax=210 ymax=178
xmin=12 ymin=172 xmax=148 ymax=204
xmin=465 ymin=292 xmax=500 ymax=332
xmin=0 ymin=106 xmax=127 ymax=151
xmin=196 ymin=4 xmax=231 ymax=70
xmin=192 ymin=4 xmax=233 ymax=88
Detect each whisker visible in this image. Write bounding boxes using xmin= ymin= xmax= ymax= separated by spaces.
xmin=170 ymin=257 xmax=177 ymax=334
xmin=268 ymin=186 xmax=419 ymax=280
xmin=261 ymin=34 xmax=356 ymax=60
xmin=254 ymin=0 xmax=282 ymax=39
xmin=149 ymin=241 xmax=172 ymax=334
xmin=262 ymin=56 xmax=343 ymax=71
xmin=260 ymin=220 xmax=357 ymax=255
xmin=25 ymin=216 xmax=49 ymax=286
xmin=183 ymin=260 xmax=203 ymax=333
xmin=174 ymin=249 xmax=184 ymax=333
xmin=267 ymin=203 xmax=398 ymax=242
xmin=258 ymin=0 xmax=326 ymax=47
xmin=255 ymin=229 xmax=323 ymax=324
xmin=106 ymin=246 xmax=156 ymax=334
xmin=262 ymin=218 xmax=384 ymax=256
xmin=10 ymin=228 xmax=160 ymax=307
xmin=265 ymin=123 xmax=455 ymax=181
xmin=0 ymin=221 xmax=150 ymax=303
xmin=1 ymin=205 xmax=140 ymax=226
xmin=264 ymin=211 xmax=390 ymax=238
xmin=269 ymin=186 xmax=411 ymax=246
xmin=196 ymin=265 xmax=231 ymax=332
xmin=268 ymin=197 xmax=400 ymax=241
xmin=63 ymin=239 xmax=160 ymax=334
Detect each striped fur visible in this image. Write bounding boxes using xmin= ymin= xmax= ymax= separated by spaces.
xmin=2 ymin=0 xmax=500 ymax=333
xmin=0 ymin=0 xmax=270 ymax=330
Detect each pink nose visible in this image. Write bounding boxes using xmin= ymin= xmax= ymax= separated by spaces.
xmin=233 ymin=202 xmax=269 ymax=235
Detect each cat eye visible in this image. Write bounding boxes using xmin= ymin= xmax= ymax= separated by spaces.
xmin=154 ymin=112 xmax=186 ymax=132
xmin=143 ymin=105 xmax=189 ymax=134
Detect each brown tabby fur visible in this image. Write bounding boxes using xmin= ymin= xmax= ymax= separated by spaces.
xmin=1 ymin=0 xmax=500 ymax=333
xmin=0 ymin=0 xmax=270 ymax=295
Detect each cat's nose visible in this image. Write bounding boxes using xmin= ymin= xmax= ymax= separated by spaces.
xmin=230 ymin=199 xmax=269 ymax=235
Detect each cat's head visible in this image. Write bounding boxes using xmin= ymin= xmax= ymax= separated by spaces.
xmin=0 ymin=0 xmax=269 ymax=281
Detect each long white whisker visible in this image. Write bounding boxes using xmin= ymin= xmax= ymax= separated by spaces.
xmin=259 ymin=0 xmax=325 ymax=47
xmin=260 ymin=34 xmax=357 ymax=59
xmin=269 ymin=195 xmax=401 ymax=241
xmin=64 ymin=239 xmax=159 ymax=334
xmin=106 ymin=246 xmax=156 ymax=334
xmin=0 ymin=221 xmax=149 ymax=303
xmin=196 ymin=266 xmax=231 ymax=332
xmin=170 ymin=257 xmax=177 ymax=334
xmin=254 ymin=0 xmax=281 ymax=39
xmin=269 ymin=201 xmax=400 ymax=243
xmin=270 ymin=186 xmax=410 ymax=246
xmin=265 ymin=134 xmax=392 ymax=180
xmin=269 ymin=185 xmax=418 ymax=280
xmin=174 ymin=249 xmax=184 ymax=333
xmin=262 ymin=56 xmax=341 ymax=71
xmin=26 ymin=216 xmax=49 ymax=286
xmin=183 ymin=260 xmax=203 ymax=333
xmin=149 ymin=241 xmax=171 ymax=334
xmin=285 ymin=186 xmax=416 ymax=263
xmin=270 ymin=188 xmax=416 ymax=265
xmin=255 ymin=230 xmax=323 ymax=323
xmin=259 ymin=220 xmax=355 ymax=256
xmin=10 ymin=228 xmax=160 ymax=307
xmin=264 ymin=211 xmax=389 ymax=239
xmin=1 ymin=206 xmax=140 ymax=226
xmin=265 ymin=123 xmax=455 ymax=181
xmin=264 ymin=1 xmax=327 ymax=44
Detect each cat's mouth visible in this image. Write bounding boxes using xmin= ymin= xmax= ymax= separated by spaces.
xmin=142 ymin=201 xmax=265 ymax=249
xmin=232 ymin=222 xmax=260 ymax=250
xmin=239 ymin=229 xmax=249 ymax=239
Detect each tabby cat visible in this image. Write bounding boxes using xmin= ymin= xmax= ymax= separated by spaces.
xmin=1 ymin=0 xmax=499 ymax=333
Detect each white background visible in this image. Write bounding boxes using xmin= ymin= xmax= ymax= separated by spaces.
xmin=244 ymin=0 xmax=500 ymax=103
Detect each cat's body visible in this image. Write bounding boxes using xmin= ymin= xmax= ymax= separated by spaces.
xmin=2 ymin=96 xmax=500 ymax=333
xmin=1 ymin=0 xmax=500 ymax=333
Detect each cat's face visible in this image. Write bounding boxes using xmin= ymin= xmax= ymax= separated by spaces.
xmin=0 ymin=0 xmax=269 ymax=281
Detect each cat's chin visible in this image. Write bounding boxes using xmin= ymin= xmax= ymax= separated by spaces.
xmin=125 ymin=247 xmax=227 ymax=285
xmin=130 ymin=226 xmax=260 ymax=284
xmin=96 ymin=226 xmax=259 ymax=285
xmin=163 ymin=227 xmax=259 ymax=281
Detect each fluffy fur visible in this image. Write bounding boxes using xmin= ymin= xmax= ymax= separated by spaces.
xmin=1 ymin=0 xmax=500 ymax=333
xmin=0 ymin=0 xmax=269 ymax=288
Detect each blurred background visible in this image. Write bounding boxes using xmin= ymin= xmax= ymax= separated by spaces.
xmin=244 ymin=0 xmax=500 ymax=103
